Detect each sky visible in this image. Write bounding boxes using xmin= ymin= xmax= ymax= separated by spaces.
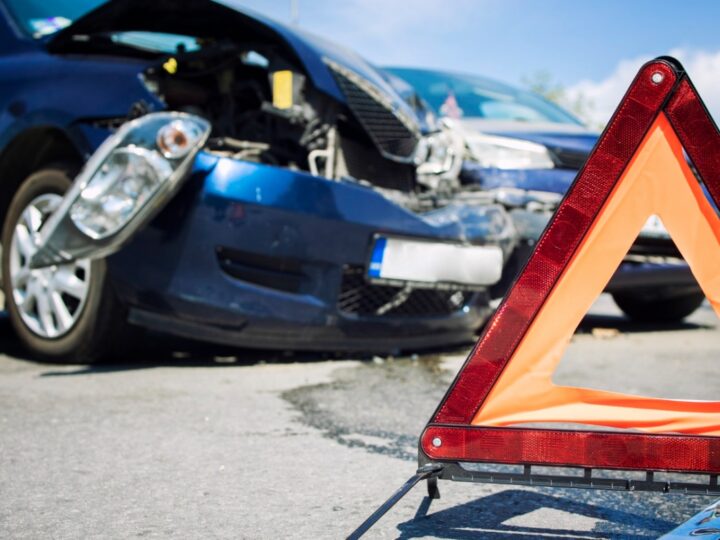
xmin=232 ymin=0 xmax=720 ymax=125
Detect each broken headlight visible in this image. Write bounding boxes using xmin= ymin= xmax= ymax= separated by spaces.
xmin=30 ymin=112 xmax=210 ymax=268
xmin=70 ymin=115 xmax=208 ymax=239
xmin=70 ymin=146 xmax=174 ymax=239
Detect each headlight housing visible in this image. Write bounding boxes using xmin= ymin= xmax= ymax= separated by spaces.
xmin=415 ymin=119 xmax=465 ymax=190
xmin=30 ymin=112 xmax=210 ymax=267
xmin=466 ymin=133 xmax=555 ymax=170
xmin=70 ymin=146 xmax=175 ymax=239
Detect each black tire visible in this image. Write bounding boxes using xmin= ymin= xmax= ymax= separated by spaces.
xmin=2 ymin=167 xmax=126 ymax=363
xmin=612 ymin=289 xmax=705 ymax=323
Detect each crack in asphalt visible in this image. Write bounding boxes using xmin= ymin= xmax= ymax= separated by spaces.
xmin=282 ymin=355 xmax=452 ymax=461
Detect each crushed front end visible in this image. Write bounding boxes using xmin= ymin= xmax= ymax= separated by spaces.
xmin=33 ymin=0 xmax=518 ymax=352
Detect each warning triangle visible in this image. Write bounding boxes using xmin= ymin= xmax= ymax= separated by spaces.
xmin=422 ymin=57 xmax=720 ymax=474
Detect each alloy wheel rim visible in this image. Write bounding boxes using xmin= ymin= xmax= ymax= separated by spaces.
xmin=9 ymin=193 xmax=92 ymax=339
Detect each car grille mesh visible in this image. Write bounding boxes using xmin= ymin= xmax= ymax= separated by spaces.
xmin=338 ymin=266 xmax=470 ymax=317
xmin=327 ymin=61 xmax=418 ymax=160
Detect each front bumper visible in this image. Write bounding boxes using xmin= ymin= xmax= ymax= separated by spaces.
xmin=107 ymin=153 xmax=509 ymax=352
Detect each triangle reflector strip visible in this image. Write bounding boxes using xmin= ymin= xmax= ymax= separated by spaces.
xmin=422 ymin=57 xmax=720 ymax=474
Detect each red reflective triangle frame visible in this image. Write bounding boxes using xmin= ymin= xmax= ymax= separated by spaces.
xmin=421 ymin=57 xmax=720 ymax=474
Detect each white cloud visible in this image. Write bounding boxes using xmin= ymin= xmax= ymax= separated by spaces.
xmin=565 ymin=49 xmax=720 ymax=128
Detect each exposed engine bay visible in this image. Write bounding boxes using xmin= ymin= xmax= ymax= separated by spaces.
xmin=139 ymin=39 xmax=465 ymax=198
xmin=126 ymin=37 xmax=527 ymax=268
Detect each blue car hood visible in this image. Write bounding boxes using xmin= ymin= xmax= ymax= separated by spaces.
xmin=48 ymin=0 xmax=418 ymax=125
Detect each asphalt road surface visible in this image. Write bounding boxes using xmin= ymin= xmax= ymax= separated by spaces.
xmin=0 ymin=294 xmax=717 ymax=539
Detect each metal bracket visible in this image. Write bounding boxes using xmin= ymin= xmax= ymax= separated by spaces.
xmin=427 ymin=474 xmax=440 ymax=500
xmin=349 ymin=453 xmax=719 ymax=538
xmin=435 ymin=461 xmax=720 ymax=495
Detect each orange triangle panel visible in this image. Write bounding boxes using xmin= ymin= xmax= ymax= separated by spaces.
xmin=422 ymin=58 xmax=720 ymax=474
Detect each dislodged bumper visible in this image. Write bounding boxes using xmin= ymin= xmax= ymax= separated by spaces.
xmin=104 ymin=154 xmax=515 ymax=351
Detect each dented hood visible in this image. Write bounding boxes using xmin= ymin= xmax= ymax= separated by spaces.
xmin=47 ymin=0 xmax=417 ymax=122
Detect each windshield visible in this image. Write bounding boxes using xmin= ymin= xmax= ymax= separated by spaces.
xmin=4 ymin=0 xmax=106 ymax=37
xmin=386 ymin=67 xmax=583 ymax=125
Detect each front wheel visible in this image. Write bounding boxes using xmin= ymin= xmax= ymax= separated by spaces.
xmin=612 ymin=289 xmax=706 ymax=323
xmin=2 ymin=167 xmax=126 ymax=363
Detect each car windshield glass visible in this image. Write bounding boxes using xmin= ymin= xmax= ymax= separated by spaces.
xmin=386 ymin=68 xmax=582 ymax=125
xmin=3 ymin=0 xmax=107 ymax=37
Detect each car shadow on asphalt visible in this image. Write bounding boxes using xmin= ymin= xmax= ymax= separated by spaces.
xmin=0 ymin=312 xmax=339 ymax=375
xmin=394 ymin=489 xmax=677 ymax=539
xmin=0 ymin=304 xmax=712 ymax=376
xmin=0 ymin=307 xmax=471 ymax=375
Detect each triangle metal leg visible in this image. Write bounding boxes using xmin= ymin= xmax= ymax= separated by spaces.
xmin=347 ymin=464 xmax=443 ymax=540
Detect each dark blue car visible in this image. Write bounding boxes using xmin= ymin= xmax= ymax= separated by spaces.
xmin=0 ymin=1 xmax=518 ymax=362
xmin=387 ymin=67 xmax=705 ymax=323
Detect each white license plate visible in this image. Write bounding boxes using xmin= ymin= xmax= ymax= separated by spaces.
xmin=639 ymin=214 xmax=670 ymax=238
xmin=368 ymin=236 xmax=503 ymax=287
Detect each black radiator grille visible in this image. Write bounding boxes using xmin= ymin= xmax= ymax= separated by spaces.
xmin=327 ymin=60 xmax=419 ymax=161
xmin=338 ymin=266 xmax=471 ymax=317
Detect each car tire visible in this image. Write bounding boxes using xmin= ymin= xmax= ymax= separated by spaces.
xmin=612 ymin=289 xmax=706 ymax=323
xmin=2 ymin=166 xmax=127 ymax=363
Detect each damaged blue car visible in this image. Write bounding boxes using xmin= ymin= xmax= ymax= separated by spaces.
xmin=0 ymin=0 xmax=517 ymax=362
